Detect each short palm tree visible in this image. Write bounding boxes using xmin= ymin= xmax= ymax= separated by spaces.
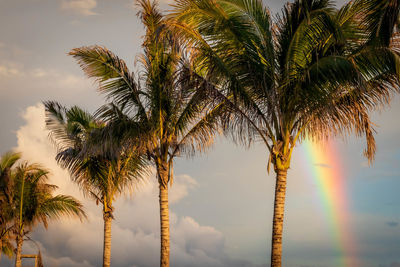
xmin=0 ymin=152 xmax=21 ymax=260
xmin=170 ymin=0 xmax=400 ymax=265
xmin=67 ymin=1 xmax=222 ymax=266
xmin=4 ymin=157 xmax=86 ymax=267
xmin=44 ymin=102 xmax=148 ymax=267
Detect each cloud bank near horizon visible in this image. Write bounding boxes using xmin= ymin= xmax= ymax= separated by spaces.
xmin=0 ymin=103 xmax=266 ymax=267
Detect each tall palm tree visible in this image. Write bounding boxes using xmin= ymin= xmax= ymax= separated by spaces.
xmin=170 ymin=0 xmax=400 ymax=265
xmin=7 ymin=159 xmax=86 ymax=267
xmin=0 ymin=152 xmax=21 ymax=261
xmin=44 ymin=102 xmax=148 ymax=267
xmin=67 ymin=1 xmax=222 ymax=266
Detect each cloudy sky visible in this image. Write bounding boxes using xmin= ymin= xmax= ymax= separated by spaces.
xmin=1 ymin=0 xmax=400 ymax=266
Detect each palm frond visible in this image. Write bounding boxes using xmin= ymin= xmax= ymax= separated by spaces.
xmin=356 ymin=0 xmax=400 ymax=46
xmin=69 ymin=46 xmax=148 ymax=122
xmin=38 ymin=195 xmax=86 ymax=226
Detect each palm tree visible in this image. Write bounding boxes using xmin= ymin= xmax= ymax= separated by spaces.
xmin=6 ymin=159 xmax=86 ymax=267
xmin=67 ymin=1 xmax=222 ymax=266
xmin=170 ymin=0 xmax=400 ymax=265
xmin=0 ymin=152 xmax=21 ymax=261
xmin=44 ymin=102 xmax=148 ymax=267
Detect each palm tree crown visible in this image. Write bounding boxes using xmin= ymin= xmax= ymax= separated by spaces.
xmin=45 ymin=102 xmax=148 ymax=267
xmin=172 ymin=0 xmax=400 ymax=163
xmin=45 ymin=102 xmax=147 ymax=212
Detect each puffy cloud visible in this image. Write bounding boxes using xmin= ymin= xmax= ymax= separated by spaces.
xmin=15 ymin=103 xmax=82 ymax=198
xmin=61 ymin=0 xmax=98 ymax=16
xmin=4 ymin=104 xmax=262 ymax=267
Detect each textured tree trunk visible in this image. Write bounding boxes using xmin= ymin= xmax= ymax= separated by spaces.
xmin=0 ymin=239 xmax=3 ymax=261
xmin=14 ymin=235 xmax=23 ymax=267
xmin=271 ymin=168 xmax=288 ymax=267
xmin=103 ymin=212 xmax=112 ymax=267
xmin=159 ymin=183 xmax=170 ymax=267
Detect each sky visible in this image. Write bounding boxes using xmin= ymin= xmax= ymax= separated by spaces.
xmin=0 ymin=0 xmax=400 ymax=267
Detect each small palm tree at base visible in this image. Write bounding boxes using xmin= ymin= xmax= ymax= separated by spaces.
xmin=0 ymin=152 xmax=86 ymax=267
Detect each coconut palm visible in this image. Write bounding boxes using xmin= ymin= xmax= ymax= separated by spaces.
xmin=67 ymin=1 xmax=222 ymax=266
xmin=6 ymin=159 xmax=86 ymax=267
xmin=44 ymin=102 xmax=148 ymax=267
xmin=170 ymin=0 xmax=400 ymax=265
xmin=0 ymin=152 xmax=21 ymax=260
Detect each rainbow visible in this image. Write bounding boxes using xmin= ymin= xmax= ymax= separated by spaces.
xmin=301 ymin=140 xmax=357 ymax=266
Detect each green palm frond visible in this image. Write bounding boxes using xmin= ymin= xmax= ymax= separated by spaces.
xmin=69 ymin=46 xmax=148 ymax=122
xmin=44 ymin=101 xmax=77 ymax=151
xmin=357 ymin=0 xmax=400 ymax=46
xmin=0 ymin=152 xmax=21 ymax=174
xmin=1 ymin=152 xmax=21 ymax=207
xmin=38 ymin=195 xmax=86 ymax=226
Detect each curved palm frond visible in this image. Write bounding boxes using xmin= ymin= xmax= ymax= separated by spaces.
xmin=69 ymin=46 xmax=148 ymax=122
xmin=357 ymin=0 xmax=400 ymax=46
xmin=38 ymin=195 xmax=86 ymax=227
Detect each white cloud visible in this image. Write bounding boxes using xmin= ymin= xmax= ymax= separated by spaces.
xmin=61 ymin=0 xmax=98 ymax=16
xmin=0 ymin=64 xmax=22 ymax=77
xmin=8 ymin=104 xmax=260 ymax=267
xmin=0 ymin=64 xmax=90 ymax=94
xmin=170 ymin=174 xmax=198 ymax=204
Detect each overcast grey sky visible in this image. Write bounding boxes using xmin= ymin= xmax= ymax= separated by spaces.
xmin=1 ymin=0 xmax=399 ymax=267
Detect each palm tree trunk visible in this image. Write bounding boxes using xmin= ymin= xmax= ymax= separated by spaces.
xmin=103 ymin=212 xmax=112 ymax=267
xmin=271 ymin=168 xmax=288 ymax=267
xmin=16 ymin=173 xmax=25 ymax=267
xmin=159 ymin=183 xmax=170 ymax=267
xmin=14 ymin=235 xmax=23 ymax=267
xmin=0 ymin=239 xmax=3 ymax=261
